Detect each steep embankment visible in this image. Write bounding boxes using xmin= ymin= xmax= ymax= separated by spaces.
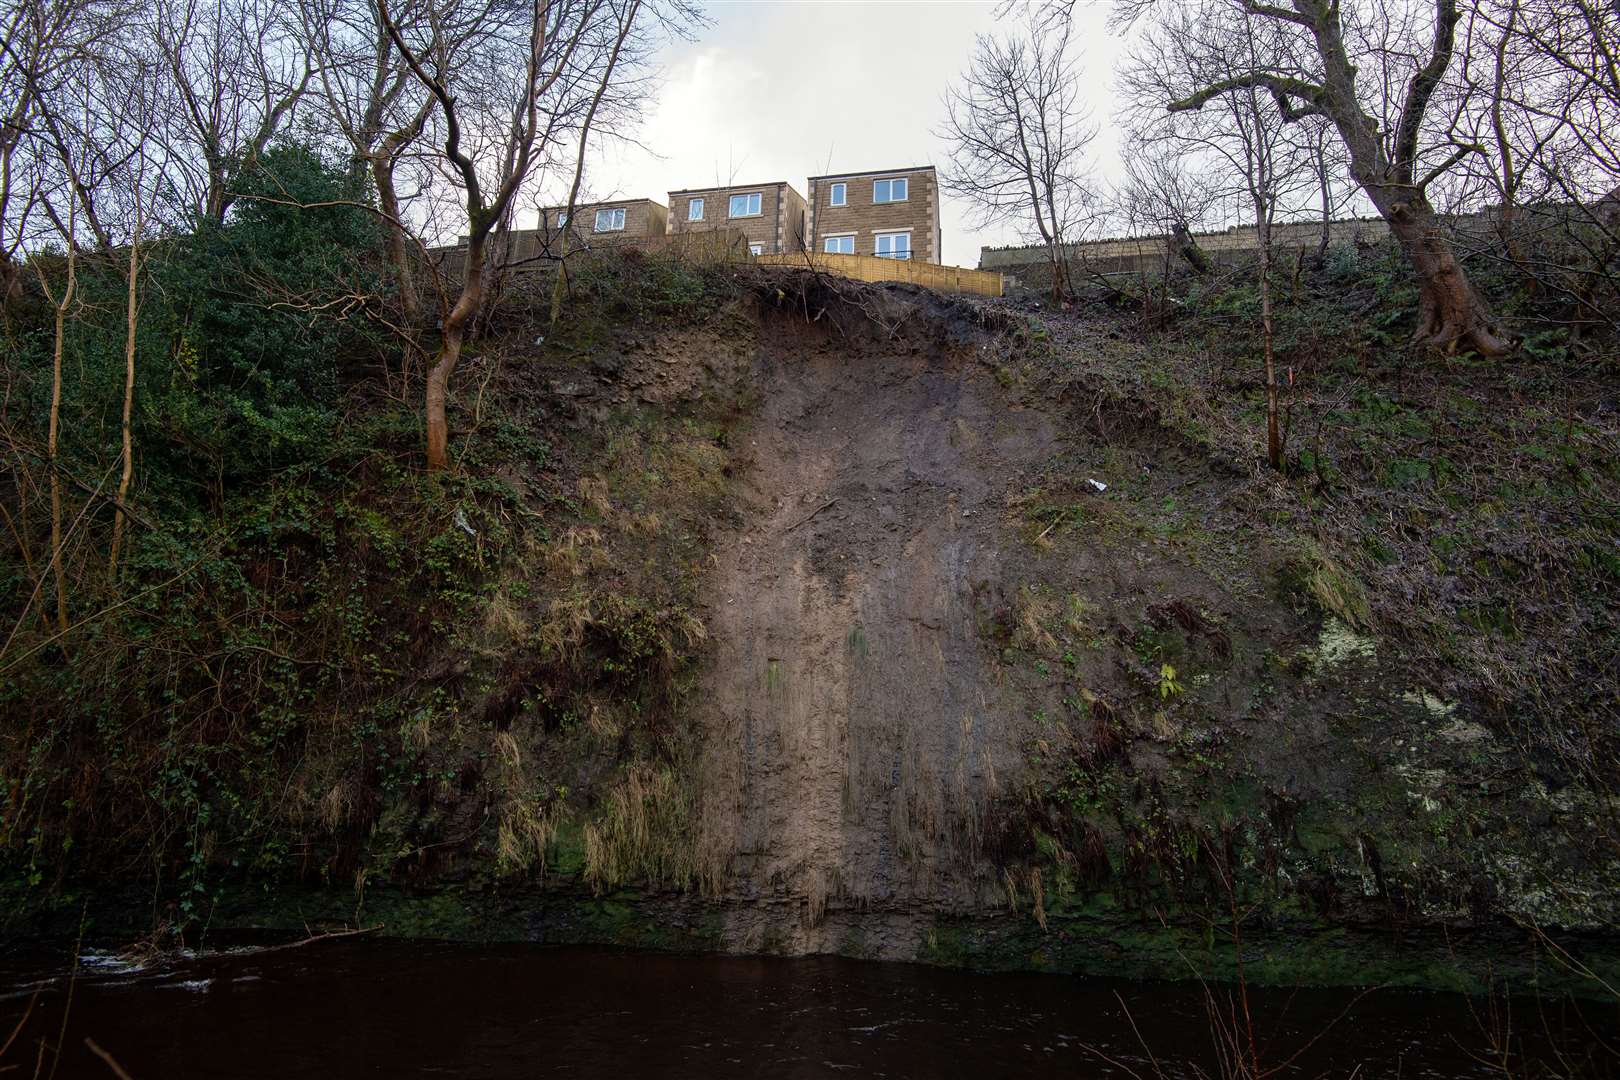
xmin=13 ymin=260 xmax=1615 ymax=991
xmin=675 ymin=281 xmax=1618 ymax=986
xmin=695 ymin=300 xmax=1053 ymax=943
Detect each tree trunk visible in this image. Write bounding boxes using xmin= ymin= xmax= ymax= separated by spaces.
xmin=425 ymin=242 xmax=484 ymax=471
xmin=1258 ymin=215 xmax=1281 ymax=471
xmin=372 ymin=155 xmax=421 ymax=324
xmin=1314 ymin=152 xmax=1332 ymax=266
xmin=46 ymin=247 xmax=75 ymax=631
xmin=109 ymin=226 xmax=140 ymax=579
xmin=1369 ymin=186 xmax=1508 ymax=355
xmin=1172 ymin=221 xmax=1211 ymax=274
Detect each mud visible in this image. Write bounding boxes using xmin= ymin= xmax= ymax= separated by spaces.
xmin=695 ymin=300 xmax=1075 ymax=947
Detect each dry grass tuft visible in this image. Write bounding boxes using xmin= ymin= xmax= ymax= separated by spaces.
xmin=319 ymin=778 xmax=354 ymax=833
xmin=1014 ymin=585 xmax=1061 ymax=657
xmin=577 ymin=475 xmax=613 ymax=517
xmin=494 ymin=730 xmax=522 ymax=772
xmin=483 ymin=591 xmax=529 ymax=642
xmin=582 ymin=764 xmax=700 ymax=894
xmin=405 ymin=711 xmax=434 ymax=752
xmin=495 ymin=796 xmax=557 ymax=875
xmin=543 ymin=526 xmax=605 ymax=578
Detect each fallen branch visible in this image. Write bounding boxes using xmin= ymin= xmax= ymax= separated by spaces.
xmin=785 ymin=498 xmax=838 ymax=532
xmin=255 ymin=924 xmax=384 ymax=954
xmin=84 ymin=1039 xmax=135 ymax=1080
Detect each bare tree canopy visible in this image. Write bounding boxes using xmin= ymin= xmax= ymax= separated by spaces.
xmin=1118 ymin=0 xmax=1515 ymax=355
xmin=940 ymin=11 xmax=1098 ymax=302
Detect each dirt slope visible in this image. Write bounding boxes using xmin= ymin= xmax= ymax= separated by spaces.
xmin=694 ymin=310 xmax=1062 ymax=946
xmin=661 ymin=281 xmax=1618 ymax=978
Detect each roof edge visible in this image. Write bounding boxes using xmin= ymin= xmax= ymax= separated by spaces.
xmin=808 ymin=165 xmax=935 ymax=181
xmin=538 ymin=197 xmax=668 ymax=212
xmin=667 ymin=181 xmax=792 ymax=196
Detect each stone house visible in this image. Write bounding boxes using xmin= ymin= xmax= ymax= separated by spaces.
xmin=807 ymin=166 xmax=941 ymax=264
xmin=665 ymin=182 xmax=807 ymax=255
xmin=533 ymin=198 xmax=669 ymax=253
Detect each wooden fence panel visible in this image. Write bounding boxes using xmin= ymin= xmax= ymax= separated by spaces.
xmin=755 ymin=251 xmax=1004 ymax=298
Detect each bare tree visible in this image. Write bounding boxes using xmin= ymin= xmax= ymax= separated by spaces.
xmin=1129 ymin=0 xmax=1510 ymax=356
xmin=1125 ymin=1 xmax=1317 ymax=467
xmin=547 ymin=0 xmax=647 ymax=325
xmin=940 ymin=11 xmax=1097 ymax=303
xmin=150 ymin=0 xmax=312 ymax=224
xmin=32 ymin=207 xmax=74 ymax=630
xmin=299 ymin=0 xmax=437 ymax=323
xmin=1111 ymin=147 xmax=1225 ymax=275
xmin=1443 ymin=0 xmax=1620 ymax=329
xmin=380 ymin=0 xmax=603 ymax=470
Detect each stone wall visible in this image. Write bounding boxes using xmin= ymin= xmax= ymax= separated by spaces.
xmin=808 ymin=168 xmax=941 ymax=264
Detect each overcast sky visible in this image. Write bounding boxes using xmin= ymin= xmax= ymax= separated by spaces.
xmin=580 ymin=0 xmax=1128 ymax=268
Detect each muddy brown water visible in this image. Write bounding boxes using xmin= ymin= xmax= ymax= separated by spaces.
xmin=2 ymin=941 xmax=1612 ymax=1078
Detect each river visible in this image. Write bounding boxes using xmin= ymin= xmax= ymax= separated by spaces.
xmin=1 ymin=940 xmax=1612 ymax=1077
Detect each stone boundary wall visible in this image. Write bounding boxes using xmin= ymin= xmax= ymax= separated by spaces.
xmin=979 ymin=216 xmax=1401 ymax=276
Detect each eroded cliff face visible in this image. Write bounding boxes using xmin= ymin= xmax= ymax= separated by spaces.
xmin=659 ymin=285 xmax=1617 ymax=973
xmin=20 ymin=270 xmax=1615 ymax=992
xmin=694 ymin=319 xmax=1058 ymax=944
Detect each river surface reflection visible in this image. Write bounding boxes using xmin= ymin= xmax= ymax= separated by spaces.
xmin=0 ymin=939 xmax=1612 ymax=1078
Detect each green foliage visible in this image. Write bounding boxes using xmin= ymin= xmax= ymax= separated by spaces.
xmin=141 ymin=143 xmax=385 ymax=484
xmin=1157 ymin=663 xmax=1184 ymax=699
xmin=0 ymin=241 xmax=751 ymax=924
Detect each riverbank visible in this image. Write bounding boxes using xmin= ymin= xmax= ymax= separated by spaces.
xmin=5 ymin=248 xmax=1618 ymax=1000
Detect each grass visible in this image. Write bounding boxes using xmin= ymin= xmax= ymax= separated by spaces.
xmin=982 ymin=235 xmax=1620 ymax=966
xmin=0 ymin=256 xmax=753 ymax=929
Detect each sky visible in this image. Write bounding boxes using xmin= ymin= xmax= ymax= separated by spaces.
xmin=578 ymin=0 xmax=1128 ymax=268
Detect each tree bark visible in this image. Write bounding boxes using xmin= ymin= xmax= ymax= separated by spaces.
xmin=1365 ymin=184 xmax=1507 ymax=355
xmin=426 ymin=246 xmax=482 ymax=470
xmin=108 ymin=223 xmax=140 ymax=579
xmin=1258 ymin=214 xmax=1281 ymax=470
xmin=371 ymin=155 xmax=420 ymax=325
xmin=1171 ymin=221 xmax=1211 ymax=274
xmin=43 ymin=245 xmax=76 ymax=631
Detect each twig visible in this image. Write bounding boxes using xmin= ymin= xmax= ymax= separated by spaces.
xmin=784 ymin=498 xmax=837 ymax=532
xmin=234 ymin=924 xmax=384 ymax=955
xmin=83 ymin=1040 xmax=134 ymax=1080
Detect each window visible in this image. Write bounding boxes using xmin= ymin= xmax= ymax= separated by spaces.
xmin=829 ymin=182 xmax=846 ymax=207
xmin=748 ymin=243 xmax=764 ymax=256
xmin=729 ymin=192 xmax=762 ymax=217
xmin=594 ymin=207 xmax=626 ymax=232
xmin=688 ymin=197 xmax=704 ymax=221
xmin=823 ymin=234 xmax=854 ymax=254
xmin=873 ymin=178 xmax=908 ymax=204
xmin=875 ymin=231 xmax=911 ymax=259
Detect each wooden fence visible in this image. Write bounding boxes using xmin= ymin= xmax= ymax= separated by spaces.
xmin=755 ymin=251 xmax=1004 ymax=298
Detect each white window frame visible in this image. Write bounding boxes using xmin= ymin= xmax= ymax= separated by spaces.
xmin=828 ymin=182 xmax=847 ymax=207
xmin=555 ymin=211 xmax=569 ymax=227
xmin=729 ymin=192 xmax=763 ymax=218
xmin=874 ymin=230 xmax=912 ymax=259
xmin=594 ymin=207 xmax=626 ymax=232
xmin=823 ymin=233 xmax=855 ymax=254
xmin=688 ymin=197 xmax=704 ymax=221
xmin=873 ymin=178 xmax=909 ymax=204
xmin=748 ymin=243 xmax=765 ymax=256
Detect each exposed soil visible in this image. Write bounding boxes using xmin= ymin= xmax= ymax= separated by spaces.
xmin=687 ymin=289 xmax=1269 ymax=948
xmin=666 ymin=278 xmax=1617 ymax=975
xmin=694 ymin=304 xmax=1057 ymax=943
